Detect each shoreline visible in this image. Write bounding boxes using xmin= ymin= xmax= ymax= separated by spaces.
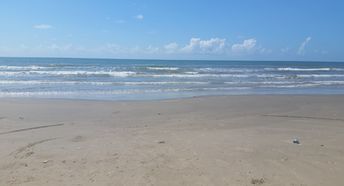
xmin=1 ymin=95 xmax=344 ymax=185
xmin=1 ymin=93 xmax=344 ymax=103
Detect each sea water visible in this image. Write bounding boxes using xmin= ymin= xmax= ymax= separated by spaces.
xmin=0 ymin=57 xmax=344 ymax=100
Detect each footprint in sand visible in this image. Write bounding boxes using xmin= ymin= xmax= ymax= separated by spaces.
xmin=71 ymin=135 xmax=86 ymax=142
xmin=10 ymin=138 xmax=56 ymax=159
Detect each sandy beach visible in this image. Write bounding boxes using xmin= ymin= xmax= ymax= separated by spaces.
xmin=1 ymin=95 xmax=344 ymax=186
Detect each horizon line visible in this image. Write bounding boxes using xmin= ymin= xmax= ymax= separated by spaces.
xmin=0 ymin=56 xmax=343 ymax=63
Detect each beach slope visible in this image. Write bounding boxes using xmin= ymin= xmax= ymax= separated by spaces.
xmin=1 ymin=95 xmax=344 ymax=185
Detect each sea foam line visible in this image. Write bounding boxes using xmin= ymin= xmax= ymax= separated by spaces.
xmin=0 ymin=65 xmax=50 ymax=70
xmin=146 ymin=67 xmax=179 ymax=71
xmin=0 ymin=80 xmax=209 ymax=85
xmin=0 ymin=87 xmax=253 ymax=97
xmin=0 ymin=70 xmax=137 ymax=77
xmin=273 ymin=67 xmax=333 ymax=71
xmin=197 ymin=68 xmax=261 ymax=73
xmin=297 ymin=74 xmax=344 ymax=78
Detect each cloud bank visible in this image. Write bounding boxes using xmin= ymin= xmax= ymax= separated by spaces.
xmin=231 ymin=39 xmax=257 ymax=53
xmin=0 ymin=37 xmax=272 ymax=59
xmin=180 ymin=38 xmax=226 ymax=54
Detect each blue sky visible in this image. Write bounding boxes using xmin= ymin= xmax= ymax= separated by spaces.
xmin=0 ymin=0 xmax=343 ymax=61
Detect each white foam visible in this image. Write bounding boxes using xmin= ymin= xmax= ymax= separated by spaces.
xmin=120 ymin=81 xmax=208 ymax=85
xmin=297 ymin=74 xmax=344 ymax=78
xmin=259 ymin=84 xmax=320 ymax=88
xmin=198 ymin=68 xmax=258 ymax=73
xmin=0 ymin=80 xmax=209 ymax=86
xmin=275 ymin=67 xmax=333 ymax=71
xmin=0 ymin=71 xmax=24 ymax=76
xmin=0 ymin=80 xmax=109 ymax=85
xmin=0 ymin=80 xmax=53 ymax=85
xmin=0 ymin=86 xmax=253 ymax=98
xmin=258 ymin=82 xmax=344 ymax=88
xmin=265 ymin=67 xmax=344 ymax=72
xmin=201 ymin=87 xmax=252 ymax=91
xmin=0 ymin=91 xmax=78 ymax=97
xmin=0 ymin=65 xmax=49 ymax=70
xmin=225 ymin=81 xmax=344 ymax=88
xmin=0 ymin=89 xmax=189 ymax=97
xmin=148 ymin=74 xmax=252 ymax=78
xmin=147 ymin=67 xmax=179 ymax=71
xmin=312 ymin=81 xmax=344 ymax=85
xmin=224 ymin=81 xmax=296 ymax=85
xmin=0 ymin=70 xmax=136 ymax=77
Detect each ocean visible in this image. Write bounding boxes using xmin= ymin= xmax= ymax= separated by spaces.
xmin=0 ymin=57 xmax=344 ymax=100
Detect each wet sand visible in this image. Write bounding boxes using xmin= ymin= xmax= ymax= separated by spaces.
xmin=1 ymin=95 xmax=344 ymax=185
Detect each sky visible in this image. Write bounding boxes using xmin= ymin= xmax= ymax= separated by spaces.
xmin=0 ymin=0 xmax=343 ymax=61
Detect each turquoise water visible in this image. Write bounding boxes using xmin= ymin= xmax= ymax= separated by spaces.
xmin=0 ymin=57 xmax=344 ymax=100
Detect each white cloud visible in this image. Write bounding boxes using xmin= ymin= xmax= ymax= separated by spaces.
xmin=231 ymin=38 xmax=257 ymax=53
xmin=102 ymin=38 xmax=227 ymax=56
xmin=2 ymin=37 xmax=273 ymax=59
xmin=145 ymin=45 xmax=160 ymax=54
xmin=135 ymin=14 xmax=144 ymax=20
xmin=164 ymin=42 xmax=179 ymax=53
xmin=181 ymin=38 xmax=226 ymax=54
xmin=298 ymin=36 xmax=312 ymax=55
xmin=33 ymin=24 xmax=53 ymax=30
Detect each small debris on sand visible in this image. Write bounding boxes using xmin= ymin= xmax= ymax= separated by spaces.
xmin=158 ymin=141 xmax=165 ymax=144
xmin=293 ymin=138 xmax=300 ymax=144
xmin=251 ymin=178 xmax=265 ymax=185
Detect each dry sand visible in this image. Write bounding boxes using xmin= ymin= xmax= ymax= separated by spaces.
xmin=0 ymin=95 xmax=344 ymax=186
